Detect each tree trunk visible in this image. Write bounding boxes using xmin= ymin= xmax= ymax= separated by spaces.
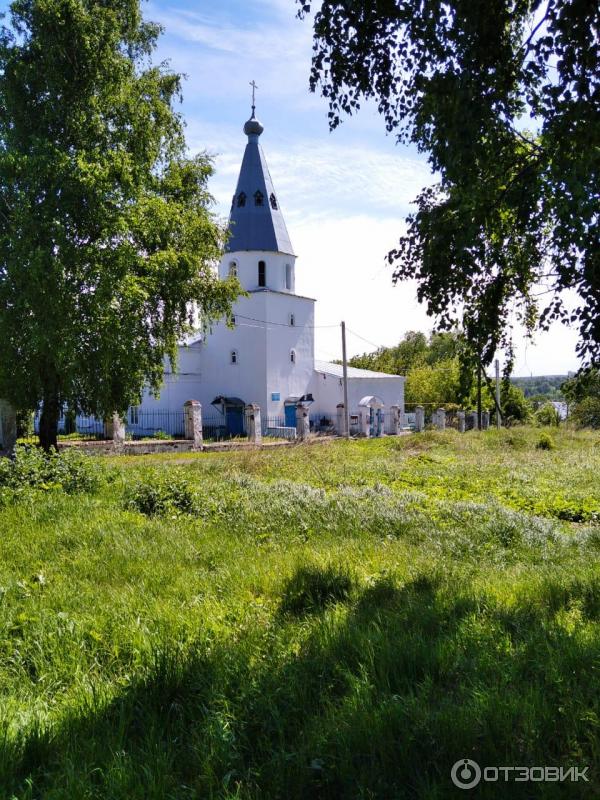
xmin=39 ymin=391 xmax=60 ymax=451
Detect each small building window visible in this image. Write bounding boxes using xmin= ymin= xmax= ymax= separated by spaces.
xmin=290 ymin=349 xmax=296 ymax=364
xmin=129 ymin=406 xmax=139 ymax=425
xmin=285 ymin=263 xmax=292 ymax=291
xmin=289 ymin=313 xmax=295 ymax=327
xmin=270 ymin=193 xmax=278 ymax=210
xmin=230 ymin=350 xmax=238 ymax=365
xmin=254 ymin=190 xmax=264 ymax=206
xmin=229 ymin=261 xmax=238 ymax=277
xmin=237 ymin=192 xmax=246 ymax=207
xmin=258 ymin=260 xmax=266 ymax=287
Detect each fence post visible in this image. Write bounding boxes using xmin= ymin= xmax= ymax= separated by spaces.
xmin=245 ymin=403 xmax=262 ymax=445
xmin=457 ymin=411 xmax=466 ymax=433
xmin=184 ymin=400 xmax=203 ymax=450
xmin=435 ymin=408 xmax=446 ymax=431
xmin=415 ymin=406 xmax=425 ymax=433
xmin=481 ymin=410 xmax=490 ymax=430
xmin=0 ymin=401 xmax=17 ymax=453
xmin=296 ymin=403 xmax=310 ymax=441
xmin=336 ymin=403 xmax=347 ymax=437
xmin=104 ymin=413 xmax=126 ymax=448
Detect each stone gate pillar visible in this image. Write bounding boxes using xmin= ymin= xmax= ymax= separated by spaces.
xmin=296 ymin=404 xmax=310 ymax=441
xmin=390 ymin=405 xmax=402 ymax=435
xmin=184 ymin=400 xmax=203 ymax=450
xmin=467 ymin=411 xmax=478 ymax=431
xmin=415 ymin=406 xmax=425 ymax=433
xmin=245 ymin=403 xmax=262 ymax=445
xmin=105 ymin=413 xmax=126 ymax=448
xmin=457 ymin=411 xmax=466 ymax=433
xmin=435 ymin=408 xmax=446 ymax=431
xmin=481 ymin=410 xmax=490 ymax=430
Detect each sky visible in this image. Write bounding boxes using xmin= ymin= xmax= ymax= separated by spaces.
xmin=1 ymin=0 xmax=583 ymax=375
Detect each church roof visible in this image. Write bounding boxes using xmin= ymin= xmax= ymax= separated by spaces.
xmin=226 ymin=112 xmax=294 ymax=256
xmin=314 ymin=360 xmax=404 ymax=379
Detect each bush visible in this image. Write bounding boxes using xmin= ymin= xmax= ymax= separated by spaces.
xmin=280 ymin=563 xmax=355 ymax=615
xmin=571 ymin=397 xmax=600 ymax=429
xmin=125 ymin=472 xmax=196 ymax=516
xmin=536 ymin=432 xmax=555 ymax=451
xmin=0 ymin=444 xmax=102 ymax=493
xmin=535 ymin=402 xmax=561 ymax=427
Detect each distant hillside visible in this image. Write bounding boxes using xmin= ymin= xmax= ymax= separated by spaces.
xmin=510 ymin=375 xmax=569 ymax=399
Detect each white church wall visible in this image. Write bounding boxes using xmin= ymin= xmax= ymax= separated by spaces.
xmin=264 ymin=291 xmax=315 ymax=415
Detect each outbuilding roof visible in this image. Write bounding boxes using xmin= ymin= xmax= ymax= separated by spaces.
xmin=314 ymin=360 xmax=403 ymax=379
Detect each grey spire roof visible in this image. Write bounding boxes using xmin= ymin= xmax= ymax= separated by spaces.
xmin=226 ymin=114 xmax=294 ymax=256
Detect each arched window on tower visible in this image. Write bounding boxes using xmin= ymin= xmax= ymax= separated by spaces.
xmin=290 ymin=349 xmax=296 ymax=364
xmin=285 ymin=263 xmax=292 ymax=291
xmin=230 ymin=350 xmax=238 ymax=365
xmin=258 ymin=260 xmax=266 ymax=287
xmin=289 ymin=313 xmax=295 ymax=327
xmin=269 ymin=193 xmax=278 ymax=210
xmin=254 ymin=190 xmax=264 ymax=206
xmin=237 ymin=192 xmax=246 ymax=207
xmin=229 ymin=261 xmax=238 ymax=277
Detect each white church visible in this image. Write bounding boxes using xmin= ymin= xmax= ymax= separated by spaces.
xmin=136 ymin=107 xmax=405 ymax=437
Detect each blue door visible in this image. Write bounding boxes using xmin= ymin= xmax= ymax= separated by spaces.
xmin=284 ymin=404 xmax=296 ymax=427
xmin=226 ymin=406 xmax=244 ymax=436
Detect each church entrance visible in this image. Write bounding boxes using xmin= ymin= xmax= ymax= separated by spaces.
xmin=226 ymin=406 xmax=245 ymax=437
xmin=284 ymin=404 xmax=296 ymax=427
xmin=211 ymin=396 xmax=246 ymax=438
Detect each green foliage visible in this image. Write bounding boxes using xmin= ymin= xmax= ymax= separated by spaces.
xmin=125 ymin=471 xmax=196 ymax=516
xmin=499 ymin=382 xmax=532 ymax=425
xmin=535 ymin=402 xmax=561 ymax=427
xmin=0 ymin=0 xmax=239 ymax=449
xmin=536 ymin=431 xmax=555 ymax=451
xmin=280 ymin=563 xmax=355 ymax=615
xmin=512 ymin=375 xmax=566 ymax=399
xmin=299 ymin=0 xmax=600 ymax=368
xmin=0 ymin=444 xmax=102 ymax=494
xmin=563 ymin=368 xmax=600 ymax=428
xmin=0 ymin=432 xmax=599 ymax=796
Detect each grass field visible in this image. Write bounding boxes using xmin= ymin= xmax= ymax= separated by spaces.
xmin=0 ymin=428 xmax=599 ymax=798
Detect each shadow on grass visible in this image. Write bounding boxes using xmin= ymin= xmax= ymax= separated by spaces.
xmin=4 ymin=571 xmax=600 ymax=799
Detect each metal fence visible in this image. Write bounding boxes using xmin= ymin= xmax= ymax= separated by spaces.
xmin=202 ymin=413 xmax=247 ymax=443
xmin=262 ymin=416 xmax=297 ymax=440
xmin=127 ymin=410 xmax=185 ymax=439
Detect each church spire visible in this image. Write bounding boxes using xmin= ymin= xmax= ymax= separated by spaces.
xmin=226 ymin=96 xmax=294 ymax=256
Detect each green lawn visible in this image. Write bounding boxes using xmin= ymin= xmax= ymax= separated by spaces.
xmin=0 ymin=428 xmax=599 ymax=798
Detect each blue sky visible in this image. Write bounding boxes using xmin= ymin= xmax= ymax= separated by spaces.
xmin=1 ymin=0 xmax=582 ymax=375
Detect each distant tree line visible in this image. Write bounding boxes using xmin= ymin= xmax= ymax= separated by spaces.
xmin=347 ymin=333 xmax=600 ymax=428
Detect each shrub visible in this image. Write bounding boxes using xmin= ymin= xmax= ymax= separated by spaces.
xmin=125 ymin=472 xmax=196 ymax=516
xmin=535 ymin=402 xmax=561 ymax=427
xmin=536 ymin=432 xmax=555 ymax=451
xmin=280 ymin=563 xmax=355 ymax=615
xmin=571 ymin=397 xmax=600 ymax=429
xmin=0 ymin=444 xmax=102 ymax=493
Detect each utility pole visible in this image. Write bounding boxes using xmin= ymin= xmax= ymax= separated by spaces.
xmin=495 ymin=358 xmax=501 ymax=429
xmin=341 ymin=321 xmax=350 ymax=439
xmin=477 ymin=361 xmax=482 ymax=430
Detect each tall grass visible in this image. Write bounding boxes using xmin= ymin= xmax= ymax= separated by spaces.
xmin=0 ymin=429 xmax=598 ymax=798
